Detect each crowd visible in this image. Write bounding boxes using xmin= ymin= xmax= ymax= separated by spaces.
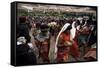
xmin=16 ymin=15 xmax=97 ymax=65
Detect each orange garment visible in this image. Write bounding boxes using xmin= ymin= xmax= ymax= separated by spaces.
xmin=57 ymin=33 xmax=70 ymax=62
xmin=57 ymin=32 xmax=80 ymax=62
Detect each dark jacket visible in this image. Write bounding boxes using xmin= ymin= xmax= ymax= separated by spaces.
xmin=16 ymin=44 xmax=37 ymax=66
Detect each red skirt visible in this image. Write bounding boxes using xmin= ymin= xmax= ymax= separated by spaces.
xmin=57 ymin=46 xmax=70 ymax=62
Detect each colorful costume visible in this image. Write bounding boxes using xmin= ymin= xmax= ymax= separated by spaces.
xmin=57 ymin=32 xmax=70 ymax=62
xmin=55 ymin=22 xmax=80 ymax=62
xmin=35 ymin=31 xmax=50 ymax=63
xmin=57 ymin=32 xmax=80 ymax=62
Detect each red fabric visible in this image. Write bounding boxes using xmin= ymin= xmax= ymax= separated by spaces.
xmin=57 ymin=32 xmax=80 ymax=62
xmin=70 ymin=40 xmax=80 ymax=59
xmin=36 ymin=40 xmax=50 ymax=62
xmin=61 ymin=33 xmax=70 ymax=41
xmin=57 ymin=50 xmax=69 ymax=62
xmin=70 ymin=30 xmax=80 ymax=59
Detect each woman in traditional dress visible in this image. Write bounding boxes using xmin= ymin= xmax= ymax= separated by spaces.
xmin=55 ymin=22 xmax=80 ymax=63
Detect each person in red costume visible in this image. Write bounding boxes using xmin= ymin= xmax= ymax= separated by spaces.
xmin=34 ymin=24 xmax=50 ymax=63
xmin=56 ymin=22 xmax=80 ymax=63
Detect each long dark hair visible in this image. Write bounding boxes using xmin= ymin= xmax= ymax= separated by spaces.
xmin=63 ymin=25 xmax=72 ymax=33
